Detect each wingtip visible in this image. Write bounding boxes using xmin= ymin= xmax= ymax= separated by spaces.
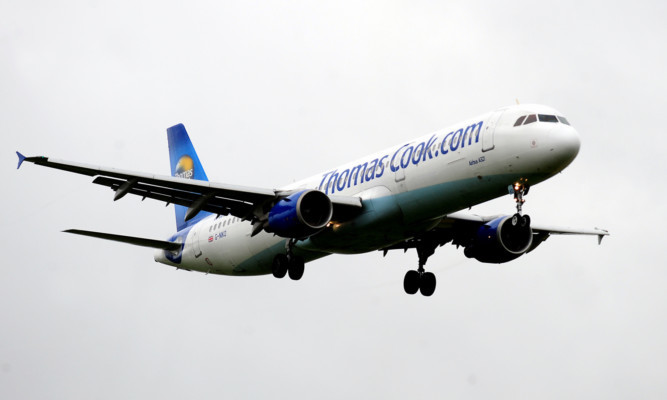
xmin=16 ymin=151 xmax=26 ymax=169
xmin=597 ymin=229 xmax=609 ymax=245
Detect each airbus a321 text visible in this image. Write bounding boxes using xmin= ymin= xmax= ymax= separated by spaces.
xmin=17 ymin=104 xmax=608 ymax=296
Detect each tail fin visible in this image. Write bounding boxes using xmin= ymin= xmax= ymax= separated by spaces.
xmin=167 ymin=124 xmax=212 ymax=231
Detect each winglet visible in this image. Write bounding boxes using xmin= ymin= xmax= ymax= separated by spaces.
xmin=596 ymin=229 xmax=609 ymax=245
xmin=16 ymin=151 xmax=26 ymax=169
xmin=598 ymin=234 xmax=604 ymax=245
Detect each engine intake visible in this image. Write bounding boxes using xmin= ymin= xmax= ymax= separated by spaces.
xmin=268 ymin=190 xmax=333 ymax=239
xmin=464 ymin=214 xmax=533 ymax=263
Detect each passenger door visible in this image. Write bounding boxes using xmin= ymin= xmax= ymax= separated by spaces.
xmin=483 ymin=111 xmax=504 ymax=152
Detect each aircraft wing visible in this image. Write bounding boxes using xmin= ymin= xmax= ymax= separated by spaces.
xmin=440 ymin=211 xmax=609 ymax=241
xmin=381 ymin=211 xmax=609 ymax=254
xmin=16 ymin=152 xmax=362 ymax=224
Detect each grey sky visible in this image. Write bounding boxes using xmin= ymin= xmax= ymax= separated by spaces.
xmin=2 ymin=1 xmax=666 ymax=399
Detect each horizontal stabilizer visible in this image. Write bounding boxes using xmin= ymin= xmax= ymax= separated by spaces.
xmin=64 ymin=229 xmax=182 ymax=251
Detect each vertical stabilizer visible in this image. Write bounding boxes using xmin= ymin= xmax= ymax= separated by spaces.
xmin=167 ymin=124 xmax=212 ymax=231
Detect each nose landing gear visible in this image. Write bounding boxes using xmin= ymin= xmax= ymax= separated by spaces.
xmin=510 ymin=180 xmax=531 ymax=228
xmin=511 ymin=181 xmax=530 ymax=215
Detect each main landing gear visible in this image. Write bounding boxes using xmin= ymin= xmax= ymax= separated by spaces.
xmin=272 ymin=239 xmax=305 ymax=281
xmin=403 ymin=238 xmax=439 ymax=296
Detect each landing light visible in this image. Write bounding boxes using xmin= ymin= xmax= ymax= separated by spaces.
xmin=327 ymin=222 xmax=341 ymax=230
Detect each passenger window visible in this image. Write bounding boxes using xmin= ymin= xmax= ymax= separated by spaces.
xmin=557 ymin=116 xmax=570 ymax=125
xmin=524 ymin=114 xmax=537 ymax=125
xmin=538 ymin=114 xmax=558 ymax=123
xmin=514 ymin=116 xmax=526 ymax=126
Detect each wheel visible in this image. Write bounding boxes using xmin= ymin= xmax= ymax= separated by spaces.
xmin=521 ymin=214 xmax=531 ymax=228
xmin=419 ymin=272 xmax=436 ymax=297
xmin=272 ymin=254 xmax=288 ymax=278
xmin=288 ymin=256 xmax=305 ymax=281
xmin=511 ymin=213 xmax=520 ymax=226
xmin=403 ymin=270 xmax=420 ymax=295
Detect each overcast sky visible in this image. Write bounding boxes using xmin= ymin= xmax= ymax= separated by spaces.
xmin=2 ymin=1 xmax=666 ymax=399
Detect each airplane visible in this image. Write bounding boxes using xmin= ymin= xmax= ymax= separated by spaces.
xmin=16 ymin=104 xmax=608 ymax=296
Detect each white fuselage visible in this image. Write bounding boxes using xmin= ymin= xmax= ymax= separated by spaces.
xmin=154 ymin=104 xmax=581 ymax=276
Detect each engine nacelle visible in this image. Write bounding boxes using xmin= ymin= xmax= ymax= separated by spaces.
xmin=464 ymin=215 xmax=533 ymax=264
xmin=268 ymin=189 xmax=333 ymax=239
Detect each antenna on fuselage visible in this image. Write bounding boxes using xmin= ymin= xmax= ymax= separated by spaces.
xmin=515 ymin=98 xmax=520 ymax=105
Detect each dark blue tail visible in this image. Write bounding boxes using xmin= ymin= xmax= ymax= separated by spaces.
xmin=167 ymin=124 xmax=212 ymax=231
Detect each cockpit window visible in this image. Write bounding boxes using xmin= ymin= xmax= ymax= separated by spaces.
xmin=557 ymin=116 xmax=570 ymax=125
xmin=538 ymin=114 xmax=558 ymax=123
xmin=523 ymin=114 xmax=537 ymax=125
xmin=514 ymin=113 xmax=572 ymax=127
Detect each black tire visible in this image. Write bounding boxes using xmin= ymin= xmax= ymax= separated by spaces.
xmin=419 ymin=272 xmax=436 ymax=297
xmin=288 ymin=256 xmax=305 ymax=281
xmin=272 ymin=254 xmax=288 ymax=278
xmin=403 ymin=270 xmax=420 ymax=295
xmin=521 ymin=214 xmax=531 ymax=228
xmin=511 ymin=213 xmax=520 ymax=226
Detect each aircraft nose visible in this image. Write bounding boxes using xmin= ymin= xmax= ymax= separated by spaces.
xmin=549 ymin=125 xmax=581 ymax=169
xmin=561 ymin=126 xmax=581 ymax=156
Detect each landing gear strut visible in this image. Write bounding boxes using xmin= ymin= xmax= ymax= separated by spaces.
xmin=511 ymin=181 xmax=530 ymax=215
xmin=403 ymin=238 xmax=438 ymax=296
xmin=510 ymin=181 xmax=531 ymax=227
xmin=272 ymin=238 xmax=305 ymax=281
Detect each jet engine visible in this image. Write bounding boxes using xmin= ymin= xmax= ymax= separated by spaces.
xmin=267 ymin=190 xmax=333 ymax=239
xmin=463 ymin=215 xmax=533 ymax=263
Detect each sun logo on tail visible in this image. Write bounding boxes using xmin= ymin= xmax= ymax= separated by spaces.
xmin=175 ymin=155 xmax=194 ymax=179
